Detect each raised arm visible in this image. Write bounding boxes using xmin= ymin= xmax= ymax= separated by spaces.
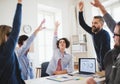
xmin=78 ymin=1 xmax=93 ymax=34
xmin=17 ymin=19 xmax=45 ymax=56
xmin=53 ymin=21 xmax=60 ymax=50
xmin=33 ymin=19 xmax=46 ymax=35
xmin=6 ymin=0 xmax=22 ymax=54
xmin=91 ymin=0 xmax=116 ymax=33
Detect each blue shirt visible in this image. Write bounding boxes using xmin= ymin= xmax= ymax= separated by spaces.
xmin=16 ymin=34 xmax=35 ymax=80
xmin=46 ymin=35 xmax=74 ymax=75
xmin=0 ymin=4 xmax=25 ymax=84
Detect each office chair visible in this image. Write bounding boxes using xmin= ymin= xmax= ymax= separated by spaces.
xmin=41 ymin=62 xmax=49 ymax=77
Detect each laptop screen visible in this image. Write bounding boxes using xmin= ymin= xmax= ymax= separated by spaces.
xmin=79 ymin=58 xmax=96 ymax=74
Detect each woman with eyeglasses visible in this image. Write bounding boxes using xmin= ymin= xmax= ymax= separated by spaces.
xmin=0 ymin=0 xmax=25 ymax=84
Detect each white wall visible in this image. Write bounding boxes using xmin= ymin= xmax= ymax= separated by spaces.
xmin=0 ymin=0 xmax=17 ymax=25
xmin=0 ymin=0 xmax=38 ymax=35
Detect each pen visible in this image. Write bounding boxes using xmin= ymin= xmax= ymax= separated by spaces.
xmin=68 ymin=74 xmax=73 ymax=76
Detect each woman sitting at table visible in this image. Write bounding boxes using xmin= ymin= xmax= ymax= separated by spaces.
xmin=46 ymin=21 xmax=74 ymax=75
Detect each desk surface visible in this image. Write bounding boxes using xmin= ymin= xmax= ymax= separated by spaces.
xmin=25 ymin=74 xmax=105 ymax=84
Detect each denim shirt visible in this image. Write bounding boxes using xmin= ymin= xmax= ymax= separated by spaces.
xmin=16 ymin=33 xmax=35 ymax=80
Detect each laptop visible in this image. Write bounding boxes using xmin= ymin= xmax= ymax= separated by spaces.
xmin=78 ymin=58 xmax=96 ymax=75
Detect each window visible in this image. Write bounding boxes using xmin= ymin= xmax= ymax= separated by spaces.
xmin=35 ymin=4 xmax=62 ymax=66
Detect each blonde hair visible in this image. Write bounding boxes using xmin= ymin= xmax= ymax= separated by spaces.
xmin=0 ymin=25 xmax=11 ymax=45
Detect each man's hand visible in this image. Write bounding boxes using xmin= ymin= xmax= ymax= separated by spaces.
xmin=90 ymin=0 xmax=102 ymax=8
xmin=79 ymin=1 xmax=84 ymax=12
xmin=18 ymin=0 xmax=22 ymax=4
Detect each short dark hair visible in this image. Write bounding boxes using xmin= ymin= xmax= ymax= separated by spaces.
xmin=18 ymin=35 xmax=28 ymax=46
xmin=94 ymin=16 xmax=104 ymax=24
xmin=56 ymin=38 xmax=70 ymax=48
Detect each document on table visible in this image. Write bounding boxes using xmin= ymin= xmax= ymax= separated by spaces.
xmin=46 ymin=74 xmax=74 ymax=82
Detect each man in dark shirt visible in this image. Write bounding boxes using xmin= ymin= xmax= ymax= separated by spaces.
xmin=78 ymin=1 xmax=111 ymax=71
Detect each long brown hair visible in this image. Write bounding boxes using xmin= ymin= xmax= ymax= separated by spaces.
xmin=0 ymin=25 xmax=11 ymax=45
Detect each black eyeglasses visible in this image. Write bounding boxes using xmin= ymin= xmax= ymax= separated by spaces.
xmin=113 ymin=33 xmax=120 ymax=37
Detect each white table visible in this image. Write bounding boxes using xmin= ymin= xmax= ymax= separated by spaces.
xmin=25 ymin=74 xmax=105 ymax=84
